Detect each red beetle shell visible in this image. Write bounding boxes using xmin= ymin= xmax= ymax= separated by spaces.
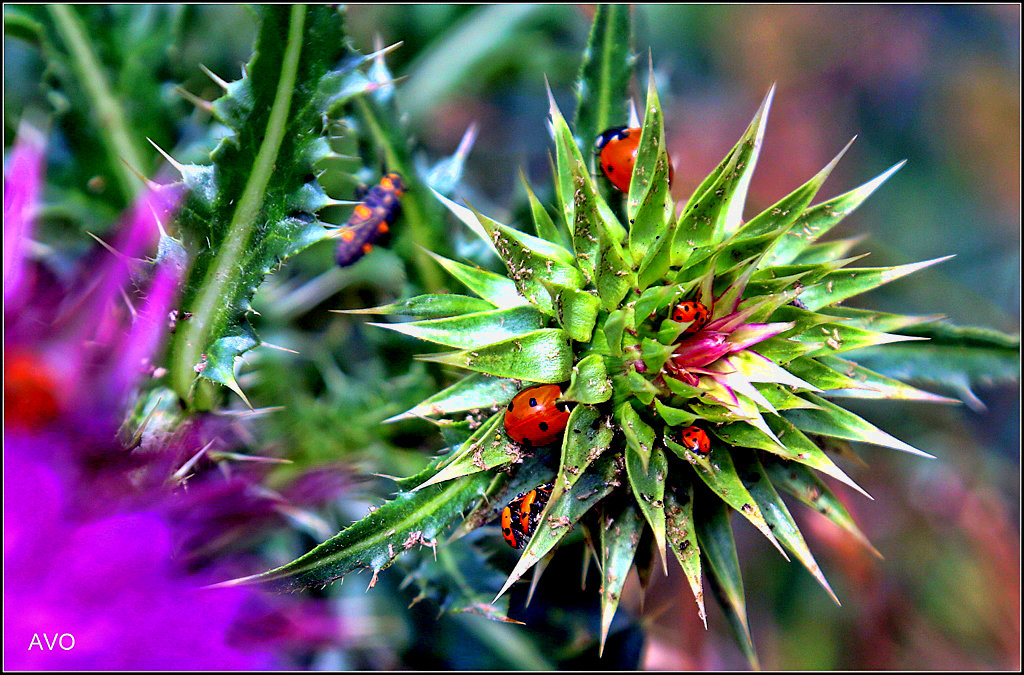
xmin=679 ymin=425 xmax=712 ymax=455
xmin=500 ymin=503 xmax=519 ymax=548
xmin=596 ymin=126 xmax=674 ymax=194
xmin=672 ymin=300 xmax=710 ymax=332
xmin=504 ymin=384 xmax=570 ymax=447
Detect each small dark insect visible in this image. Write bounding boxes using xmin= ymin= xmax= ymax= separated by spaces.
xmin=334 ymin=172 xmax=405 ymax=266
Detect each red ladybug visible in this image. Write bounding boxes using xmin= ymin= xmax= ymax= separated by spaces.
xmin=672 ymin=300 xmax=710 ymax=333
xmin=335 ymin=172 xmax=405 ymax=266
xmin=679 ymin=425 xmax=712 ymax=455
xmin=503 ymin=384 xmax=570 ymax=447
xmin=500 ymin=483 xmax=553 ymax=549
xmin=595 ymin=126 xmax=674 ymax=194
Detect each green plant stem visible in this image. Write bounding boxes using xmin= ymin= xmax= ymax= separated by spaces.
xmin=48 ymin=4 xmax=147 ymax=203
xmin=169 ymin=3 xmax=306 ymax=404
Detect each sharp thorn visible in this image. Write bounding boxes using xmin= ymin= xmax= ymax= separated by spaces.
xmin=174 ymin=85 xmax=215 ymax=113
xmin=118 ymin=156 xmax=165 ymax=192
xmin=146 ymin=138 xmax=186 ymax=175
xmin=199 ymin=63 xmax=230 ymax=90
xmin=260 ymin=341 xmax=300 ymax=355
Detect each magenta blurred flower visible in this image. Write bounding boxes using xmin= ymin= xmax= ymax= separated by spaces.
xmin=4 ymin=435 xmax=280 ymax=670
xmin=3 ymin=125 xmax=345 ymax=670
xmin=3 ymin=122 xmax=45 ymax=308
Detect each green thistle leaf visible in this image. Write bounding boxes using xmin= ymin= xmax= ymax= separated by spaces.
xmin=761 ymin=456 xmax=882 ymax=558
xmin=761 ymin=160 xmax=906 ymax=267
xmin=522 ymin=172 xmax=571 ymax=250
xmin=785 ymin=392 xmax=934 ymax=458
xmin=218 ymin=469 xmax=493 ymax=592
xmin=798 ymin=255 xmax=955 ymax=311
xmin=415 ymin=414 xmax=513 ymax=490
xmin=573 ymin=4 xmax=633 ymax=161
xmin=598 ymin=499 xmax=645 ymax=656
xmin=734 ymin=452 xmax=840 ymax=604
xmin=625 ymin=444 xmax=668 ymax=571
xmin=695 ymin=488 xmax=759 ymax=669
xmin=555 ymin=404 xmax=615 ymax=496
xmin=741 ymin=137 xmax=853 ymax=244
xmin=384 ymin=373 xmax=518 ymax=423
xmin=843 ymin=321 xmax=1020 ymax=411
xmin=666 ymin=438 xmax=787 ymax=558
xmin=563 ymin=354 xmax=613 ymax=404
xmin=543 ymin=282 xmax=601 ymax=342
xmin=627 ymin=65 xmax=673 ymax=227
xmin=788 ymin=354 xmax=961 ymax=403
xmin=616 ymin=401 xmax=656 ymax=470
xmin=425 ymin=250 xmax=528 ymax=309
xmin=665 ymin=484 xmax=706 ymax=627
xmin=370 ymin=306 xmax=545 ymax=350
xmin=675 ymin=86 xmax=773 ymax=253
xmin=341 ymin=293 xmax=496 ymax=319
xmin=548 ymin=87 xmax=628 ymax=278
xmin=417 ymin=328 xmax=574 ymax=383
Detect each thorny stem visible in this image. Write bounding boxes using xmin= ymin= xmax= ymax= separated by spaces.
xmin=168 ymin=4 xmax=306 ymax=405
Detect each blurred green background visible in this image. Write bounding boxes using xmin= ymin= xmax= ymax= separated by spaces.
xmin=5 ymin=4 xmax=1019 ymax=670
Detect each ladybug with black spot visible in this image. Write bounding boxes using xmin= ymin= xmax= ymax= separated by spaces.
xmin=672 ymin=299 xmax=710 ymax=333
xmin=500 ymin=483 xmax=553 ymax=549
xmin=679 ymin=425 xmax=711 ymax=455
xmin=334 ymin=172 xmax=405 ymax=267
xmin=595 ymin=126 xmax=674 ymax=194
xmin=504 ymin=384 xmax=571 ymax=447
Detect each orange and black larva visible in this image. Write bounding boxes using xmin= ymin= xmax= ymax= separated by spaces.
xmin=503 ymin=384 xmax=571 ymax=447
xmin=500 ymin=483 xmax=553 ymax=549
xmin=334 ymin=172 xmax=405 ymax=267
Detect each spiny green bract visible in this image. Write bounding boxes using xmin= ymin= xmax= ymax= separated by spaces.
xmin=236 ymin=72 xmax=958 ymax=662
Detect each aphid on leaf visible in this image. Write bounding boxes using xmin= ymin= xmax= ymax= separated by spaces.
xmin=500 ymin=483 xmax=553 ymax=549
xmin=334 ymin=172 xmax=405 ymax=266
xmin=595 ymin=126 xmax=674 ymax=193
xmin=503 ymin=384 xmax=570 ymax=447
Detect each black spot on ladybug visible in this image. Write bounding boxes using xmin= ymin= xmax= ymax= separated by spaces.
xmin=507 ymin=401 xmax=514 ymax=411
xmin=555 ymin=401 xmax=567 ymax=412
xmin=529 ymin=398 xmax=538 ymax=407
xmin=539 ymin=421 xmax=549 ymax=432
